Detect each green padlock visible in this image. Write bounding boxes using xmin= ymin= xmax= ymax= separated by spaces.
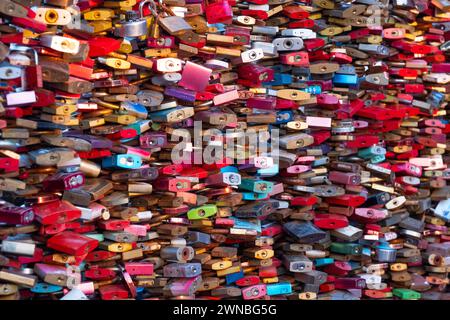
xmin=330 ymin=242 xmax=362 ymax=255
xmin=392 ymin=288 xmax=421 ymax=300
xmin=358 ymin=145 xmax=386 ymax=159
xmin=187 ymin=204 xmax=218 ymax=220
xmin=240 ymin=178 xmax=274 ymax=194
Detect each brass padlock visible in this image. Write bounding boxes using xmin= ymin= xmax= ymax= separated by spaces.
xmin=148 ymin=0 xmax=192 ymax=36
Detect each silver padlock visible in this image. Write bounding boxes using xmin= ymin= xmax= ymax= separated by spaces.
xmin=151 ymin=73 xmax=182 ymax=86
xmin=272 ymin=37 xmax=304 ymax=51
xmin=113 ymin=0 xmax=150 ymax=37
xmin=60 ymin=288 xmax=89 ymax=300
xmin=1 ymin=240 xmax=36 ymax=256
xmin=252 ymin=42 xmax=277 ymax=56
xmin=0 ymin=63 xmax=22 ymax=80
xmin=9 ymin=44 xmax=40 ymax=91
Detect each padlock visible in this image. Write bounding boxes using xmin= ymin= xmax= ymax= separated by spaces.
xmin=40 ymin=35 xmax=80 ymax=54
xmin=0 ymin=0 xmax=448 ymax=303
xmin=34 ymin=7 xmax=72 ymax=25
xmin=205 ymin=0 xmax=233 ymax=24
xmin=9 ymin=44 xmax=42 ymax=91
xmin=145 ymin=0 xmax=193 ymax=36
xmin=114 ymin=0 xmax=151 ymax=37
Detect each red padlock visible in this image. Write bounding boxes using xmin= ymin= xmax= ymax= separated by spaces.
xmin=40 ymin=223 xmax=67 ymax=236
xmin=259 ymin=266 xmax=277 ymax=278
xmin=237 ymin=64 xmax=274 ymax=83
xmin=47 ymin=231 xmax=99 ymax=256
xmin=283 ymin=5 xmax=309 ymax=19
xmin=88 ymin=37 xmax=122 ymax=57
xmin=205 ymin=0 xmax=233 ymax=24
xmin=22 ymin=47 xmax=43 ymax=90
xmin=276 ymin=98 xmax=297 ymax=109
xmin=235 ymin=276 xmax=259 ymax=287
xmin=78 ymin=149 xmax=112 ymax=159
xmin=0 ymin=158 xmax=19 ymax=173
xmin=98 ymin=219 xmax=131 ymax=231
xmin=85 ymin=267 xmax=117 ymax=281
xmin=261 ymin=224 xmax=283 ymax=237
xmin=196 ymin=91 xmax=216 ymax=101
xmin=290 ymin=196 xmax=317 ymax=206
xmin=99 ymin=285 xmax=129 ymax=300
xmin=323 ymin=261 xmax=352 ymax=276
xmin=311 ymin=131 xmax=331 ymax=145
xmin=280 ymin=51 xmax=309 ymax=67
xmin=72 ymin=224 xmax=97 ymax=234
xmin=18 ymin=248 xmax=43 ymax=265
xmin=33 ymin=200 xmax=82 ymax=225
xmin=326 ymin=195 xmax=367 ymax=207
xmin=304 ymin=38 xmax=326 ymax=51
xmin=345 ymin=135 xmax=379 ymax=149
xmin=31 ymin=89 xmax=56 ymax=108
xmin=240 ymin=9 xmax=268 ymax=20
xmin=11 ymin=17 xmax=47 ymax=33
xmin=314 ymin=214 xmax=349 ymax=229
xmin=289 ymin=19 xmax=315 ymax=28
xmin=42 ymin=171 xmax=85 ymax=192
xmin=86 ymin=250 xmax=118 ymax=262
xmin=180 ymin=167 xmax=209 ymax=179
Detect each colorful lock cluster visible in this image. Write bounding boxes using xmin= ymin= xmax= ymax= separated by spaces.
xmin=0 ymin=0 xmax=449 ymax=301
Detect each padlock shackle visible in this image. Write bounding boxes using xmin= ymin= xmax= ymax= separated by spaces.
xmin=139 ymin=0 xmax=159 ymax=18
xmin=160 ymin=1 xmax=175 ymax=17
xmin=9 ymin=44 xmax=39 ymax=64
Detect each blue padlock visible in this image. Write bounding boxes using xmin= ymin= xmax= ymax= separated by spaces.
xmin=120 ymin=101 xmax=148 ymax=119
xmin=301 ymin=85 xmax=322 ymax=94
xmin=102 ymin=154 xmax=142 ymax=169
xmin=266 ymin=282 xmax=292 ymax=296
xmin=125 ymin=119 xmax=151 ymax=135
xmin=231 ymin=216 xmax=261 ymax=232
xmin=220 ymin=166 xmax=239 ymax=173
xmin=207 ymin=23 xmax=226 ymax=32
xmin=242 ymin=192 xmax=269 ymax=201
xmin=275 ymin=110 xmax=294 ymax=124
xmin=136 ymin=286 xmax=145 ymax=300
xmin=314 ymin=257 xmax=334 ymax=267
xmin=31 ymin=283 xmax=63 ymax=294
xmin=263 ymin=73 xmax=292 ymax=86
xmin=256 ymin=163 xmax=279 ymax=177
xmin=226 ymin=270 xmax=245 ymax=285
xmin=333 ymin=73 xmax=358 ymax=85
xmin=312 ymin=156 xmax=329 ymax=167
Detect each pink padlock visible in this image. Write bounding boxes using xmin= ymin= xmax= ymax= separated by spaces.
xmin=242 ymin=284 xmax=267 ymax=300
xmin=178 ymin=61 xmax=212 ymax=92
xmin=124 ymin=224 xmax=148 ymax=237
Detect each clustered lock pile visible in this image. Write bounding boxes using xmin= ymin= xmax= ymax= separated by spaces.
xmin=0 ymin=0 xmax=449 ymax=300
